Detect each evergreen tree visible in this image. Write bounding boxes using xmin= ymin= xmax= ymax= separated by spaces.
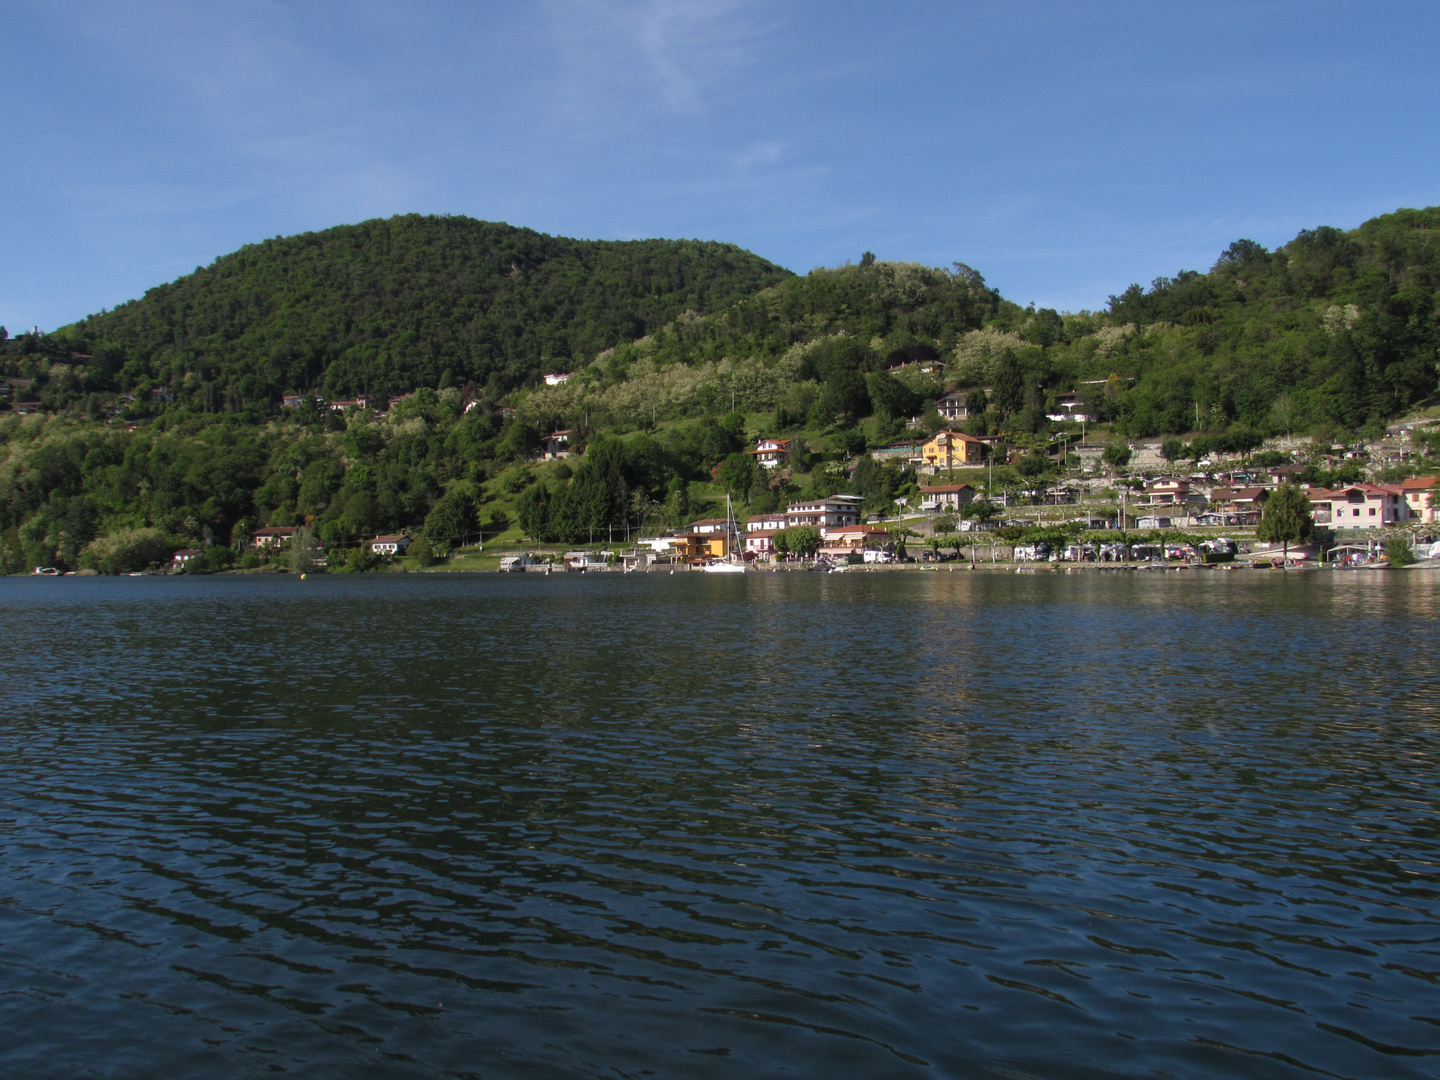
xmin=1256 ymin=481 xmax=1314 ymax=558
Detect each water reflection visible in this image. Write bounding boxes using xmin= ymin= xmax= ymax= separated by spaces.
xmin=1 ymin=573 xmax=1438 ymax=1078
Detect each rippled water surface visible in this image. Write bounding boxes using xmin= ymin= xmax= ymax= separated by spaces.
xmin=2 ymin=571 xmax=1439 ymax=1078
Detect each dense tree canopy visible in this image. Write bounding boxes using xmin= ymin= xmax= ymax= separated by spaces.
xmin=55 ymin=215 xmax=792 ymax=404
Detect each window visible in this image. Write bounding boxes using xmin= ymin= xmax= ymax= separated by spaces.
xmin=1369 ymin=508 xmax=1376 ymax=516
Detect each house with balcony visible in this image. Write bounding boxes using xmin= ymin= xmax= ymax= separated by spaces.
xmin=920 ymin=430 xmax=986 ymax=470
xmin=1046 ymin=391 xmax=1091 ymax=423
xmin=785 ymin=495 xmax=863 ymax=529
xmin=919 ymin=484 xmax=976 ymax=512
xmin=1205 ymin=486 xmax=1268 ymax=525
xmin=745 ymin=529 xmax=784 ymax=558
xmin=749 ymin=437 xmax=791 ymax=469
xmin=819 ymin=524 xmax=894 ymax=559
xmin=1144 ymin=476 xmax=1194 ymax=505
xmin=1306 ymin=484 xmax=1409 ymax=529
xmin=934 ymin=392 xmax=974 ymax=423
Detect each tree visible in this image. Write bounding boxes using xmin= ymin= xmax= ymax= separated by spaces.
xmin=963 ymin=499 xmax=999 ymax=522
xmin=1102 ymin=442 xmax=1132 ymax=469
xmin=716 ymin=452 xmax=762 ymax=502
xmin=993 ymin=351 xmax=1024 ymax=415
xmin=408 ymin=535 xmax=438 ymax=566
xmin=1160 ymin=438 xmax=1186 ymax=463
xmin=1256 ymin=481 xmax=1313 ymax=558
xmin=290 ymin=526 xmax=322 ymax=573
xmin=424 ymin=490 xmax=476 ymax=551
xmin=79 ymin=528 xmax=172 ymax=574
xmin=783 ymin=525 xmax=821 ymax=559
xmin=1384 ymin=537 xmax=1417 ymax=567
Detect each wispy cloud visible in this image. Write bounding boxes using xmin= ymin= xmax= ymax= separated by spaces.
xmin=538 ymin=0 xmax=780 ymax=119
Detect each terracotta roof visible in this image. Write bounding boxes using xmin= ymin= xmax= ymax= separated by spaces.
xmin=1399 ymin=476 xmax=1437 ymax=491
xmin=920 ymin=484 xmax=974 ymax=493
xmin=372 ymin=534 xmax=409 ymax=543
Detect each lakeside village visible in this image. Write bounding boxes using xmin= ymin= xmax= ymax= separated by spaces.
xmin=35 ymin=397 xmax=1439 ymax=576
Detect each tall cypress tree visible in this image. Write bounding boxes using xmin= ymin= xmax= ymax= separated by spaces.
xmin=1256 ymin=481 xmax=1314 ymax=559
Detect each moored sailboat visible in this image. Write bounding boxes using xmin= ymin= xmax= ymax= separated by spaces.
xmin=702 ymin=495 xmax=747 ymax=573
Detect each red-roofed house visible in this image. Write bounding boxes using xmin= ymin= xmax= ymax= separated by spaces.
xmin=540 ymin=430 xmax=572 ymax=459
xmin=252 ymin=526 xmax=298 ymax=549
xmin=1399 ymin=476 xmax=1437 ymax=524
xmin=1306 ymin=484 xmax=1408 ymax=529
xmin=370 ymin=534 xmax=413 ymax=555
xmin=749 ymin=437 xmax=791 ymax=469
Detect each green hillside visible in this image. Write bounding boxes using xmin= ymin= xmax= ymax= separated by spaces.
xmin=3 ymin=207 xmax=1439 ymax=574
xmin=57 ymin=214 xmax=793 ymax=402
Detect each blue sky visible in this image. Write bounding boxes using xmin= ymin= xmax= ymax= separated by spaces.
xmin=3 ymin=0 xmax=1438 ymax=332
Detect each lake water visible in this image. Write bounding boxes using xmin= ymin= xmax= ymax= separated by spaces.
xmin=2 ymin=571 xmax=1438 ymax=1079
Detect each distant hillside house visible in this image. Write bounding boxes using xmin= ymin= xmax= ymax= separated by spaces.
xmin=934 ymin=392 xmax=974 ymax=423
xmin=328 ymin=397 xmax=369 ymax=411
xmin=919 ymin=484 xmax=976 ymax=512
xmin=252 ymin=526 xmax=298 ymax=549
xmin=370 ymin=534 xmax=412 ymax=555
xmin=543 ymin=373 xmax=572 ymax=386
xmin=171 ymin=549 xmax=202 ymax=567
xmin=749 ymin=437 xmax=791 ymax=469
xmin=920 ymin=430 xmax=986 ymax=469
xmin=1046 ymin=392 xmax=1090 ymax=423
xmin=540 ymin=429 xmax=572 ymax=459
xmin=281 ymin=394 xmax=311 ymax=409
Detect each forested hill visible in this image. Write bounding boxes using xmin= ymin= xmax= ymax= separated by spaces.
xmin=61 ymin=215 xmax=793 ymax=401
xmin=1087 ymin=205 xmax=1440 ymax=436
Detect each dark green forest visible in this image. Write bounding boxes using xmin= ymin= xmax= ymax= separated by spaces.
xmin=56 ymin=215 xmax=793 ymax=403
xmin=2 ymin=207 xmax=1438 ymax=573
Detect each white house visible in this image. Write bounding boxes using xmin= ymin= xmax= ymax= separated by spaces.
xmin=370 ymin=534 xmax=413 ymax=555
xmin=785 ymin=495 xmax=863 ymax=529
xmin=540 ymin=429 xmax=572 ymax=459
xmin=749 ymin=437 xmax=791 ymax=469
